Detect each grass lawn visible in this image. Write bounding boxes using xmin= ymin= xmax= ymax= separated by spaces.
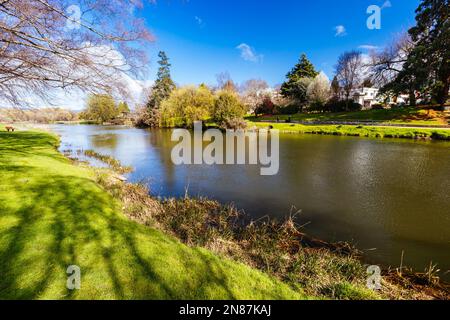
xmin=249 ymin=122 xmax=450 ymax=141
xmin=0 ymin=129 xmax=307 ymax=300
xmin=247 ymin=107 xmax=449 ymax=126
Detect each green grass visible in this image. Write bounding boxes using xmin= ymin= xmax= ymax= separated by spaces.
xmin=249 ymin=122 xmax=450 ymax=141
xmin=247 ymin=107 xmax=449 ymax=126
xmin=0 ymin=129 xmax=307 ymax=300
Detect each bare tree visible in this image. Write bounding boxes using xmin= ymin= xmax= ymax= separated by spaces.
xmin=215 ymin=72 xmax=237 ymax=92
xmin=0 ymin=0 xmax=154 ymax=107
xmin=240 ymin=79 xmax=268 ymax=94
xmin=369 ymin=33 xmax=417 ymax=105
xmin=369 ymin=33 xmax=414 ymax=87
xmin=240 ymin=79 xmax=269 ymax=113
xmin=335 ymin=50 xmax=363 ymax=105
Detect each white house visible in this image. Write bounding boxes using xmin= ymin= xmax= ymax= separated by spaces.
xmin=351 ymin=87 xmax=382 ymax=109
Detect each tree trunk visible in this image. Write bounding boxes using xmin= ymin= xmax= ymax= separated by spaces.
xmin=345 ymin=93 xmax=350 ymax=111
xmin=435 ymin=73 xmax=449 ymax=109
xmin=409 ymin=90 xmax=416 ymax=107
xmin=441 ymin=78 xmax=449 ymax=107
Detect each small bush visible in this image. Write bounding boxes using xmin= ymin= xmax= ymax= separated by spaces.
xmin=324 ymin=98 xmax=362 ymax=112
xmin=213 ymin=90 xmax=246 ymax=123
xmin=255 ymin=96 xmax=278 ymax=115
xmin=371 ymin=104 xmax=385 ymax=110
xmin=220 ymin=118 xmax=248 ymax=130
xmin=135 ymin=107 xmax=160 ymax=127
xmin=278 ymin=104 xmax=300 ymax=115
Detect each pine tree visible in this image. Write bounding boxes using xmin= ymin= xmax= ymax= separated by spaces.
xmin=146 ymin=51 xmax=175 ymax=126
xmin=280 ymin=54 xmax=319 ymax=102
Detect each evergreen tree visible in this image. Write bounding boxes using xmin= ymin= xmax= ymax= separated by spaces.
xmin=146 ymin=51 xmax=175 ymax=126
xmin=281 ymin=53 xmax=319 ymax=100
xmin=331 ymin=76 xmax=341 ymax=98
xmin=389 ymin=0 xmax=449 ymax=106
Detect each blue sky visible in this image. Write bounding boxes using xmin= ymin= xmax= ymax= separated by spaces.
xmin=139 ymin=0 xmax=420 ymax=87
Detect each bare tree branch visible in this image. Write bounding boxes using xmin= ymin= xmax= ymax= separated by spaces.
xmin=0 ymin=0 xmax=154 ymax=107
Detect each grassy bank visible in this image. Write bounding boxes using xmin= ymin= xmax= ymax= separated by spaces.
xmin=247 ymin=107 xmax=449 ymax=126
xmin=2 ymin=128 xmax=448 ymax=300
xmin=90 ymin=148 xmax=449 ymax=300
xmin=100 ymin=175 xmax=450 ymax=300
xmin=248 ymin=122 xmax=450 ymax=141
xmin=0 ymin=129 xmax=306 ymax=299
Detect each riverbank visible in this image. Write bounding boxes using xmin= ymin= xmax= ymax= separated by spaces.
xmin=0 ymin=129 xmax=306 ymax=299
xmin=1 ymin=128 xmax=449 ymax=300
xmin=248 ymin=122 xmax=450 ymax=141
xmin=247 ymin=107 xmax=450 ymax=127
xmin=97 ymin=167 xmax=450 ymax=300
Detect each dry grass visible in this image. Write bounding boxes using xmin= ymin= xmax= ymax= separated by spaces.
xmin=94 ymin=171 xmax=450 ymax=300
xmin=84 ymin=150 xmax=132 ymax=174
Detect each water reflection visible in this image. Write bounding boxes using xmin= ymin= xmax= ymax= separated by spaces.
xmin=51 ymin=125 xmax=450 ymax=278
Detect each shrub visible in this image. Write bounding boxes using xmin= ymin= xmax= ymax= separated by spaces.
xmin=324 ymin=98 xmax=362 ymax=112
xmin=134 ymin=106 xmax=160 ymax=127
xmin=308 ymin=101 xmax=326 ymax=112
xmin=278 ymin=103 xmax=300 ymax=115
xmin=371 ymin=104 xmax=385 ymax=110
xmin=220 ymin=118 xmax=248 ymax=130
xmin=213 ymin=90 xmax=246 ymax=123
xmin=160 ymin=85 xmax=215 ymax=128
xmin=255 ymin=96 xmax=277 ymax=115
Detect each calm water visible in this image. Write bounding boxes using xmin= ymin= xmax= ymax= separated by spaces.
xmin=51 ymin=124 xmax=450 ymax=277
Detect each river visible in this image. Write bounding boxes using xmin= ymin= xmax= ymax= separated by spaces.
xmin=51 ymin=124 xmax=450 ymax=278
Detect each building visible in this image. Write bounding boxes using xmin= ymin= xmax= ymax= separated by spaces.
xmin=350 ymin=87 xmax=382 ymax=110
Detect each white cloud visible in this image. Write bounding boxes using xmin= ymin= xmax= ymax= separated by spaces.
xmin=381 ymin=1 xmax=392 ymax=9
xmin=236 ymin=43 xmax=263 ymax=63
xmin=335 ymin=25 xmax=347 ymax=37
xmin=358 ymin=45 xmax=379 ymax=51
xmin=194 ymin=16 xmax=205 ymax=27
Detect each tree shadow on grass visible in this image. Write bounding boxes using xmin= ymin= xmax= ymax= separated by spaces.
xmin=0 ymin=131 xmax=65 ymax=163
xmin=0 ymin=130 xmax=293 ymax=300
xmin=0 ymin=174 xmax=267 ymax=299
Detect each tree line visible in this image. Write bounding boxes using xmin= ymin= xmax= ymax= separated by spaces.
xmin=1 ymin=0 xmax=446 ymax=123
xmin=80 ymin=95 xmax=130 ymax=123
xmin=136 ymin=0 xmax=448 ymax=128
xmin=279 ymin=0 xmax=448 ymax=113
xmin=135 ymin=52 xmax=251 ymax=129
